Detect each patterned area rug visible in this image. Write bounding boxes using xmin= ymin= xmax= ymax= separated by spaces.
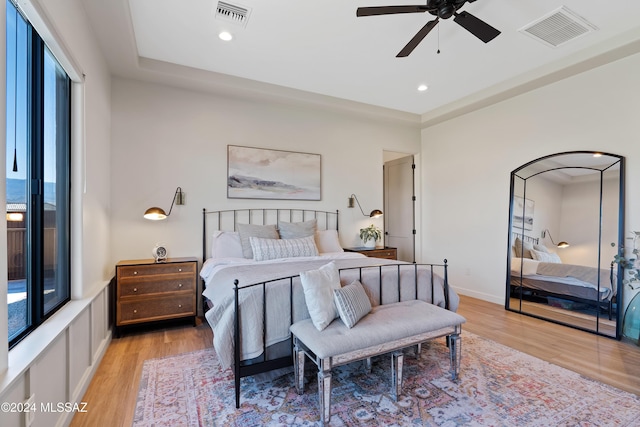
xmin=133 ymin=332 xmax=640 ymax=426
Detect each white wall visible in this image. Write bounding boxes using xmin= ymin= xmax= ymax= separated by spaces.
xmin=109 ymin=78 xmax=421 ymax=266
xmin=421 ymin=51 xmax=640 ymax=313
xmin=0 ymin=0 xmax=113 ymax=425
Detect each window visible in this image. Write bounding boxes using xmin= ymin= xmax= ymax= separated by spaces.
xmin=6 ymin=0 xmax=71 ymax=348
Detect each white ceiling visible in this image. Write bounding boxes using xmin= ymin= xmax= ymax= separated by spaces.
xmin=81 ymin=0 xmax=640 ymax=125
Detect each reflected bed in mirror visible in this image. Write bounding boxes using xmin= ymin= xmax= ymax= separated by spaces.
xmin=506 ymin=151 xmax=625 ymax=339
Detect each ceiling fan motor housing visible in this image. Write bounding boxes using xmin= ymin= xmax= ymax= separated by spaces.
xmin=429 ymin=0 xmax=469 ymax=19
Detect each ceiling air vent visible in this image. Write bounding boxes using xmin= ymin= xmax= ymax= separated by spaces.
xmin=215 ymin=1 xmax=251 ymax=27
xmin=519 ymin=6 xmax=597 ymax=48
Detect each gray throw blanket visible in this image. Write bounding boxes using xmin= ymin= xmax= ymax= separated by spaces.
xmin=536 ymin=262 xmax=613 ymax=293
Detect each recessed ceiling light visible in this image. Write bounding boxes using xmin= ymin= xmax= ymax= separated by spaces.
xmin=417 ymin=84 xmax=428 ymax=92
xmin=219 ymin=31 xmax=233 ymax=41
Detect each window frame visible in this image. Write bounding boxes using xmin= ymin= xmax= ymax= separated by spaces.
xmin=7 ymin=0 xmax=71 ymax=349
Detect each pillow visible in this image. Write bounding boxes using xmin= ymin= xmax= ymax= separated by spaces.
xmin=530 ymin=249 xmax=562 ymax=263
xmin=514 ymin=237 xmax=534 ymax=259
xmin=533 ymin=244 xmax=550 ymax=253
xmin=300 ymin=262 xmax=341 ymax=331
xmin=250 ymin=235 xmax=319 ymax=261
xmin=237 ymin=223 xmax=279 ymax=259
xmin=333 ymin=280 xmax=372 ymax=328
xmin=314 ymin=229 xmax=343 ymax=253
xmin=210 ymin=231 xmax=243 ymax=259
xmin=278 ymin=219 xmax=317 ymax=239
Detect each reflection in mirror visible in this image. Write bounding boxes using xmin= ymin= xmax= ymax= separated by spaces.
xmin=506 ymin=152 xmax=624 ymax=338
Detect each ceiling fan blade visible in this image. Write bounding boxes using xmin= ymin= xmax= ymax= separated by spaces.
xmin=396 ymin=18 xmax=439 ymax=57
xmin=357 ymin=6 xmax=429 ymax=17
xmin=453 ymin=10 xmax=500 ymax=43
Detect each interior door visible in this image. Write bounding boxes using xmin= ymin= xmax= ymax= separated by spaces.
xmin=384 ymin=155 xmax=415 ymax=262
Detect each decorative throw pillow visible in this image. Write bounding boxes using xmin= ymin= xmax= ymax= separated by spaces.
xmin=250 ymin=235 xmax=319 ymax=261
xmin=514 ymin=237 xmax=534 ymax=259
xmin=314 ymin=229 xmax=344 ymax=253
xmin=237 ymin=223 xmax=279 ymax=259
xmin=278 ymin=219 xmax=317 ymax=239
xmin=530 ymin=249 xmax=562 ymax=263
xmin=533 ymin=243 xmax=550 ymax=253
xmin=210 ymin=231 xmax=243 ymax=259
xmin=333 ymin=280 xmax=372 ymax=328
xmin=300 ymin=262 xmax=341 ymax=331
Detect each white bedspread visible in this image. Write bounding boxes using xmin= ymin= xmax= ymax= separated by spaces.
xmin=201 ymin=254 xmax=458 ymax=369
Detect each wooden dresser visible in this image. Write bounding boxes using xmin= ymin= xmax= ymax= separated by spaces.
xmin=344 ymin=247 xmax=397 ymax=260
xmin=115 ymin=257 xmax=197 ymax=336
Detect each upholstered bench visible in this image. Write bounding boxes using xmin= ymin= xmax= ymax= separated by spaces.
xmin=289 ymin=299 xmax=466 ymax=425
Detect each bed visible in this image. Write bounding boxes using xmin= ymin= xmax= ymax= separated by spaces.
xmin=200 ymin=208 xmax=458 ymax=406
xmin=510 ymin=233 xmax=616 ymax=315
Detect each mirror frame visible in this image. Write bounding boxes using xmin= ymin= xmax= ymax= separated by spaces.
xmin=505 ymin=151 xmax=625 ymax=339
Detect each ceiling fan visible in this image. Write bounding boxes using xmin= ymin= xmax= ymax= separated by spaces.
xmin=356 ymin=0 xmax=500 ymax=57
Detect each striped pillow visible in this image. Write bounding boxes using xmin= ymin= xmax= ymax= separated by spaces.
xmin=249 ymin=235 xmax=319 ymax=261
xmin=333 ymin=280 xmax=372 ymax=328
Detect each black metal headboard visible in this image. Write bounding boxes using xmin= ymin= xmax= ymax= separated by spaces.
xmin=511 ymin=232 xmax=539 ymax=245
xmin=202 ymin=208 xmax=339 ymax=263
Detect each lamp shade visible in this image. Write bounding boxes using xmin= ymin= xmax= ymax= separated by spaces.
xmin=369 ymin=209 xmax=383 ymax=218
xmin=143 ymin=207 xmax=167 ymax=220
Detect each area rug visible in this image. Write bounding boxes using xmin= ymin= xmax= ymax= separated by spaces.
xmin=132 ymin=332 xmax=640 ymax=426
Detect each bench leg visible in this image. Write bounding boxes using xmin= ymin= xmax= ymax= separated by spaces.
xmin=449 ymin=333 xmax=461 ymax=380
xmin=318 ymin=359 xmax=332 ymax=425
xmin=364 ymin=357 xmax=372 ymax=373
xmin=391 ymin=350 xmax=404 ymax=401
xmin=415 ymin=343 xmax=422 ymax=359
xmin=293 ymin=340 xmax=305 ymax=394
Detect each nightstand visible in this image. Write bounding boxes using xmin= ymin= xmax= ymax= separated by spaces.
xmin=114 ymin=257 xmax=198 ymax=336
xmin=344 ymin=247 xmax=397 ymax=260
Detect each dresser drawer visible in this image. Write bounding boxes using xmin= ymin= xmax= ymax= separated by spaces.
xmin=118 ymin=276 xmax=195 ymax=298
xmin=368 ymin=248 xmax=397 ymax=259
xmin=117 ymin=294 xmax=196 ymax=324
xmin=117 ymin=262 xmax=196 ymax=279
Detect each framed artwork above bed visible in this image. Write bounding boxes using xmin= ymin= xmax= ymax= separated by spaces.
xmin=227 ymin=145 xmax=321 ymax=200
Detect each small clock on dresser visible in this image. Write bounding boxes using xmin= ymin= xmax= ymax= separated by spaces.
xmin=152 ymin=244 xmax=168 ymax=262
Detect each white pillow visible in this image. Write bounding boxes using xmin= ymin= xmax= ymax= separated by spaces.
xmin=210 ymin=231 xmax=243 ymax=259
xmin=250 ymin=235 xmax=319 ymax=261
xmin=300 ymin=262 xmax=341 ymax=331
xmin=314 ymin=229 xmax=343 ymax=253
xmin=530 ymin=249 xmax=562 ymax=263
xmin=333 ymin=280 xmax=372 ymax=328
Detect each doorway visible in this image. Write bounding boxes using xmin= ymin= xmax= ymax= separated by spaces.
xmin=384 ymin=152 xmax=417 ymax=262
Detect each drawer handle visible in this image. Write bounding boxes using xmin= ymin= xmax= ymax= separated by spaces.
xmin=178 ymin=268 xmax=182 ymax=272
xmin=133 ymin=288 xmax=138 ymax=292
xmin=133 ymin=309 xmax=137 ymax=313
xmin=178 ymin=304 xmax=182 ymax=308
xmin=134 ymin=271 xmax=138 ymax=275
xmin=178 ymin=283 xmax=183 ymax=288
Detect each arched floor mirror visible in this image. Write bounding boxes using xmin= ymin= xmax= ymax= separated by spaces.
xmin=506 ymin=151 xmax=624 ymax=339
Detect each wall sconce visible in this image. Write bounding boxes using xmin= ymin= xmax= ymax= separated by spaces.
xmin=348 ymin=194 xmax=383 ymax=218
xmin=144 ymin=187 xmax=185 ymax=220
xmin=541 ymin=229 xmax=569 ymax=248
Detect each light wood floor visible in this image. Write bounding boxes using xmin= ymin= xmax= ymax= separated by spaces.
xmin=69 ymin=295 xmax=640 ymax=427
